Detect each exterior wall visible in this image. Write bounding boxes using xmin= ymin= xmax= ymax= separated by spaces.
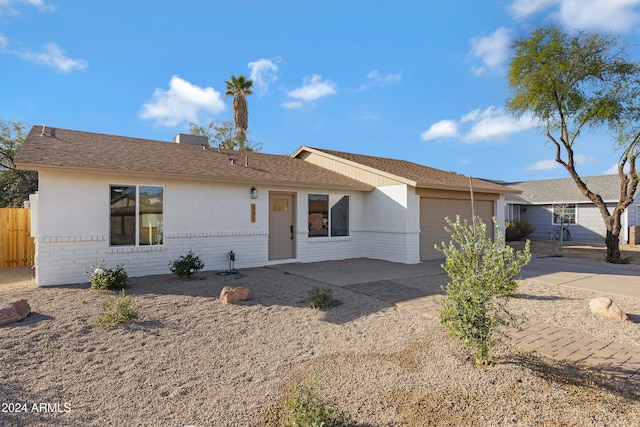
xmin=34 ymin=170 xmax=271 ymax=286
xmin=359 ymin=185 xmax=421 ymax=264
xmin=34 ymin=170 xmax=411 ymax=286
xmin=519 ymin=203 xmax=626 ymax=243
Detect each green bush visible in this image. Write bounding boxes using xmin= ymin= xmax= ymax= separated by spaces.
xmin=285 ymin=378 xmax=355 ymax=427
xmin=98 ymin=290 xmax=139 ymax=327
xmin=308 ymin=286 xmax=334 ymax=310
xmin=169 ymin=250 xmax=205 ymax=278
xmin=86 ymin=263 xmax=128 ymax=290
xmin=437 ymin=216 xmax=531 ymax=365
xmin=505 ymin=220 xmax=535 ymax=241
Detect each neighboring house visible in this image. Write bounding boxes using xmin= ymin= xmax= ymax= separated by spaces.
xmin=15 ymin=126 xmax=518 ymax=286
xmin=505 ymin=175 xmax=640 ymax=243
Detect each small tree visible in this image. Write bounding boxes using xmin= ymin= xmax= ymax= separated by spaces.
xmin=189 ymin=120 xmax=262 ymax=152
xmin=507 ymin=25 xmax=640 ymax=263
xmin=437 ymin=216 xmax=531 ymax=365
xmin=0 ymin=119 xmax=38 ymax=207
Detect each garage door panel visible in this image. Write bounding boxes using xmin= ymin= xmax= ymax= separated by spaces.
xmin=420 ymin=198 xmax=494 ymax=259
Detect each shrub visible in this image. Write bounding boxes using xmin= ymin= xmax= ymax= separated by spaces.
xmin=285 ymin=378 xmax=355 ymax=427
xmin=98 ymin=290 xmax=139 ymax=327
xmin=86 ymin=263 xmax=128 ymax=290
xmin=308 ymin=286 xmax=334 ymax=310
xmin=169 ymin=250 xmax=205 ymax=278
xmin=436 ymin=216 xmax=531 ymax=365
xmin=505 ymin=220 xmax=535 ymax=241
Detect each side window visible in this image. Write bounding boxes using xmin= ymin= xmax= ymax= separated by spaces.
xmin=110 ymin=185 xmax=163 ymax=246
xmin=331 ymin=195 xmax=349 ymax=237
xmin=139 ymin=186 xmax=163 ymax=245
xmin=308 ymin=194 xmax=329 ymax=237
xmin=110 ymin=186 xmax=136 ymax=246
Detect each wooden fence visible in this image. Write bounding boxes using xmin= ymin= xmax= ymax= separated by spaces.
xmin=0 ymin=208 xmax=35 ymax=268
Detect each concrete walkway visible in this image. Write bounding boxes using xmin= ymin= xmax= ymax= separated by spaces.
xmin=273 ymin=257 xmax=640 ymax=386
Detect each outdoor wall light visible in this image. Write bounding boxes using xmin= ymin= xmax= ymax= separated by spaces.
xmin=250 ymin=187 xmax=258 ymax=199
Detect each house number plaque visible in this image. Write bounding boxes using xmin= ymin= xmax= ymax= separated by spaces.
xmin=250 ymin=203 xmax=256 ymax=223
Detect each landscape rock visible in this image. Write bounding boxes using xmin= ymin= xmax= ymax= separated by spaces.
xmin=0 ymin=299 xmax=31 ymax=326
xmin=589 ymin=297 xmax=627 ymax=321
xmin=219 ymin=286 xmax=249 ymax=304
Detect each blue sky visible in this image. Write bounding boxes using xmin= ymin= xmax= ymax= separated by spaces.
xmin=2 ymin=0 xmax=640 ymax=182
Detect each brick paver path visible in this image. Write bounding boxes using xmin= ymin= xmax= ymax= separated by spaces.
xmin=345 ymin=280 xmax=640 ymax=387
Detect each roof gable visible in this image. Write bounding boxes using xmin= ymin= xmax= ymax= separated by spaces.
xmin=14 ymin=126 xmax=374 ymax=191
xmin=293 ymin=146 xmax=519 ymax=194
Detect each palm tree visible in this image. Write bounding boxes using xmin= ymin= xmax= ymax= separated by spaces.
xmin=225 ymin=75 xmax=253 ymax=139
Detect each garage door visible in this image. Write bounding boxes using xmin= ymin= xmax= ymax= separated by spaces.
xmin=420 ymin=198 xmax=494 ymax=259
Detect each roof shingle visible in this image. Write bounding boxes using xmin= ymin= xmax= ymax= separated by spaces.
xmin=14 ymin=126 xmax=374 ymax=191
xmin=301 ymin=147 xmax=519 ymax=194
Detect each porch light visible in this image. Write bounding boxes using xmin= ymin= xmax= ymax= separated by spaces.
xmin=250 ymin=187 xmax=258 ymax=199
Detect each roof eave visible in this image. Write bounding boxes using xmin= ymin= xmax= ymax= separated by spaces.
xmin=16 ymin=163 xmax=375 ymax=192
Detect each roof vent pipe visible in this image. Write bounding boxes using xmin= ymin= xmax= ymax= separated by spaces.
xmin=245 ymin=156 xmax=249 ymax=167
xmin=40 ymin=125 xmax=46 ymax=137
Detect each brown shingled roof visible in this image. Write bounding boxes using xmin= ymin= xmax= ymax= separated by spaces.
xmin=297 ymin=147 xmax=519 ymax=194
xmin=14 ymin=126 xmax=374 ymax=191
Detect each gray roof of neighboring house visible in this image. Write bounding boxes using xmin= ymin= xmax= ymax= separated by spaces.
xmin=505 ymin=175 xmax=629 ymax=204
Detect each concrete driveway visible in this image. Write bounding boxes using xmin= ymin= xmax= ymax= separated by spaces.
xmin=273 ymin=256 xmax=640 ymax=299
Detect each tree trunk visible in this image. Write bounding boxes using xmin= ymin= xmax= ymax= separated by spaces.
xmin=605 ymin=214 xmax=622 ymax=264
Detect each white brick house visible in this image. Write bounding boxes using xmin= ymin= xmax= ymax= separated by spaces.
xmin=15 ymin=126 xmax=517 ymax=286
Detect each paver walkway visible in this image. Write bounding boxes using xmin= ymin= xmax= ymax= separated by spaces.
xmin=345 ymin=279 xmax=640 ymax=387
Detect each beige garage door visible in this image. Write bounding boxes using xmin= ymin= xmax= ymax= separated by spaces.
xmin=420 ymin=198 xmax=494 ymax=259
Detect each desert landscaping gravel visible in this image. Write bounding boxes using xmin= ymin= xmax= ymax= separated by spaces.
xmin=1 ymin=261 xmax=639 ymax=426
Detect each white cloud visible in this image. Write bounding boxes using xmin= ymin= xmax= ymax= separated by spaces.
xmin=509 ymin=0 xmax=640 ymax=32
xmin=0 ymin=0 xmax=54 ymax=15
xmin=248 ymin=58 xmax=279 ymax=96
xmin=422 ymin=106 xmax=538 ymax=143
xmin=509 ymin=0 xmax=558 ymax=18
xmin=524 ymin=159 xmax=560 ymax=171
xmin=604 ymin=162 xmax=631 ymax=174
xmin=420 ymin=120 xmax=458 ymax=141
xmin=469 ymin=27 xmax=513 ymax=75
xmin=355 ymin=70 xmax=402 ymax=91
xmin=282 ymin=101 xmax=303 ymax=109
xmin=463 ymin=107 xmax=537 ymax=142
xmin=0 ymin=36 xmax=87 ymax=73
xmin=139 ymin=75 xmax=226 ymax=127
xmin=16 ymin=42 xmax=87 ymax=73
xmin=286 ymin=74 xmax=337 ymax=106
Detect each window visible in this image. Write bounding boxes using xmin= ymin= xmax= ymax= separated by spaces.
xmin=308 ymin=194 xmax=349 ymax=237
xmin=110 ymin=185 xmax=163 ymax=246
xmin=552 ymin=203 xmax=576 ymax=225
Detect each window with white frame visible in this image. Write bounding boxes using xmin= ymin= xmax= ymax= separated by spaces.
xmin=110 ymin=185 xmax=163 ymax=246
xmin=308 ymin=194 xmax=350 ymax=237
xmin=552 ymin=203 xmax=576 ymax=225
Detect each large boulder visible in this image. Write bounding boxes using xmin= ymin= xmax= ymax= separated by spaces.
xmin=589 ymin=297 xmax=627 ymax=321
xmin=219 ymin=286 xmax=249 ymax=304
xmin=0 ymin=299 xmax=31 ymax=326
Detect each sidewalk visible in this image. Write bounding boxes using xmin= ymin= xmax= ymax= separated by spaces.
xmin=273 ymin=257 xmax=640 ymax=386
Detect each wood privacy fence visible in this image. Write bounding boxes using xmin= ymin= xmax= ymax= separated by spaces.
xmin=0 ymin=208 xmax=35 ymax=268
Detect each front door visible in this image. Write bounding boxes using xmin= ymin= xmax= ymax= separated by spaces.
xmin=269 ymin=193 xmax=295 ymax=260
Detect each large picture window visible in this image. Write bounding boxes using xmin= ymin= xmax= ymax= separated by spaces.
xmin=308 ymin=194 xmax=349 ymax=237
xmin=110 ymin=185 xmax=163 ymax=246
xmin=552 ymin=203 xmax=576 ymax=225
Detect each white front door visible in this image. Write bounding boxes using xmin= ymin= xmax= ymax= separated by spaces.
xmin=269 ymin=193 xmax=295 ymax=260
